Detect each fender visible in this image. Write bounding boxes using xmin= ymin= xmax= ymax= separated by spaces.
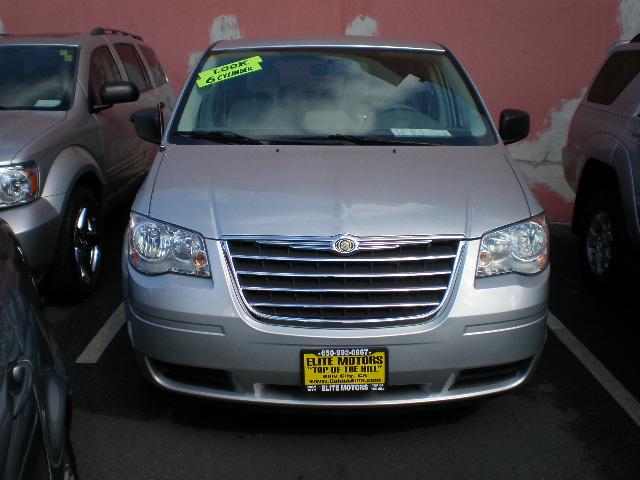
xmin=40 ymin=145 xmax=105 ymax=215
xmin=565 ymin=131 xmax=619 ymax=195
xmin=500 ymin=149 xmax=543 ymax=216
xmin=582 ymin=132 xmax=619 ymax=169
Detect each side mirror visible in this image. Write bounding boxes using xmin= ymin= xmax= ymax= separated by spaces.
xmin=92 ymin=81 xmax=139 ymax=113
xmin=131 ymin=108 xmax=162 ymax=144
xmin=499 ymin=109 xmax=530 ymax=145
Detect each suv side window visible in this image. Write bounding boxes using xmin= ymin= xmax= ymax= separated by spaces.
xmin=114 ymin=43 xmax=152 ymax=93
xmin=587 ymin=51 xmax=640 ymax=106
xmin=89 ymin=46 xmax=122 ymax=105
xmin=139 ymin=44 xmax=168 ymax=87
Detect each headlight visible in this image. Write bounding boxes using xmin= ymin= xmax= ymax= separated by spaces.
xmin=128 ymin=213 xmax=210 ymax=277
xmin=476 ymin=214 xmax=549 ymax=277
xmin=0 ymin=163 xmax=39 ymax=208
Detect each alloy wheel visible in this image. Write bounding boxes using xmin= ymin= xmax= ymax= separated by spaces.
xmin=73 ymin=205 xmax=101 ymax=284
xmin=585 ymin=210 xmax=613 ymax=275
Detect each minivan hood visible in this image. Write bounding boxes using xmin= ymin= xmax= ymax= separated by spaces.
xmin=0 ymin=111 xmax=66 ymax=161
xmin=149 ymin=145 xmax=530 ymax=239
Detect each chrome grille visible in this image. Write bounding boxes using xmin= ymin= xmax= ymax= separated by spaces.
xmin=223 ymin=236 xmax=463 ymax=327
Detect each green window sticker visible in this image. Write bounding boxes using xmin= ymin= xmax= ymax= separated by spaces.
xmin=59 ymin=49 xmax=73 ymax=62
xmin=196 ymin=56 xmax=263 ymax=88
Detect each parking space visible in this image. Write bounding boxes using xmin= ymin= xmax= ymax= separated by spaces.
xmin=548 ymin=224 xmax=640 ymax=402
xmin=44 ymin=206 xmax=640 ymax=479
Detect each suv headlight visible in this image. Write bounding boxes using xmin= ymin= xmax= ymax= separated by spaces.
xmin=128 ymin=213 xmax=210 ymax=277
xmin=0 ymin=163 xmax=39 ymax=208
xmin=476 ymin=214 xmax=549 ymax=277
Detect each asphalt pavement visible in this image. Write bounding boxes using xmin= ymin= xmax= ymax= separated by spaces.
xmin=44 ymin=203 xmax=640 ymax=480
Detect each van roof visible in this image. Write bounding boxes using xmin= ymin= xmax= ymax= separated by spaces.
xmin=212 ymin=36 xmax=446 ymax=53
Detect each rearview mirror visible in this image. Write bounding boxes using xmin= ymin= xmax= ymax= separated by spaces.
xmin=131 ymin=108 xmax=162 ymax=144
xmin=91 ymin=81 xmax=139 ymax=113
xmin=499 ymin=109 xmax=530 ymax=145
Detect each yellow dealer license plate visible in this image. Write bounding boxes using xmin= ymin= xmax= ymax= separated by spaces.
xmin=301 ymin=348 xmax=387 ymax=393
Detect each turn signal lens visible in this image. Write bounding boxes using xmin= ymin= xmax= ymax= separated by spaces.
xmin=192 ymin=250 xmax=208 ymax=268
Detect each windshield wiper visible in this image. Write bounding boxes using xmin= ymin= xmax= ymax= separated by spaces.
xmin=174 ymin=130 xmax=265 ymax=145
xmin=295 ymin=134 xmax=441 ymax=146
xmin=173 ymin=131 xmax=442 ymax=146
xmin=0 ymin=106 xmax=63 ymax=112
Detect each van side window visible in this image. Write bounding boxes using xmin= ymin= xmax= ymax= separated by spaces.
xmin=114 ymin=43 xmax=152 ymax=93
xmin=587 ymin=51 xmax=640 ymax=105
xmin=139 ymin=44 xmax=168 ymax=87
xmin=89 ymin=46 xmax=122 ymax=104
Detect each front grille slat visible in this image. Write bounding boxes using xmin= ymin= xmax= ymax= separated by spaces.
xmin=236 ymin=270 xmax=453 ymax=278
xmin=232 ymin=254 xmax=457 ymax=262
xmin=224 ymin=236 xmax=462 ymax=327
xmin=250 ymin=302 xmax=441 ymax=308
xmin=241 ymin=286 xmax=448 ymax=292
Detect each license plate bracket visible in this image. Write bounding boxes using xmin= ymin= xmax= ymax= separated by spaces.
xmin=301 ymin=348 xmax=388 ymax=393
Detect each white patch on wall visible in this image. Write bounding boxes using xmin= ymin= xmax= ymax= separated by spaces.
xmin=508 ymin=91 xmax=585 ymax=201
xmin=0 ymin=18 xmax=5 ymax=34
xmin=345 ymin=15 xmax=379 ymax=36
xmin=188 ymin=14 xmax=242 ymax=69
xmin=619 ymin=0 xmax=640 ymax=40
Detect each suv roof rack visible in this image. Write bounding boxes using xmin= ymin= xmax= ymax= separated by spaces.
xmin=90 ymin=27 xmax=143 ymax=41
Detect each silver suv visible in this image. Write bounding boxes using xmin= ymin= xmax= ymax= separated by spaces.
xmin=563 ymin=34 xmax=640 ymax=287
xmin=124 ymin=37 xmax=549 ymax=407
xmin=0 ymin=28 xmax=175 ymax=299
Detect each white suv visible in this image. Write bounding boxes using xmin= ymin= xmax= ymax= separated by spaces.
xmin=563 ymin=34 xmax=640 ymax=287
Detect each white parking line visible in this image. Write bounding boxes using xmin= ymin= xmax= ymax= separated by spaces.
xmin=548 ymin=312 xmax=640 ymax=428
xmin=75 ymin=303 xmax=126 ymax=364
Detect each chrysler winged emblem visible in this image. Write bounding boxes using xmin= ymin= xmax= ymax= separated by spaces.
xmin=333 ymin=236 xmax=358 ymax=255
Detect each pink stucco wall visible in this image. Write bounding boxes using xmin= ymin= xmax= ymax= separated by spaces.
xmin=0 ymin=0 xmax=630 ymax=221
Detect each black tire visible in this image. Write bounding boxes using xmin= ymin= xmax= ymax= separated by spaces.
xmin=578 ymin=189 xmax=629 ymax=290
xmin=44 ymin=187 xmax=103 ymax=302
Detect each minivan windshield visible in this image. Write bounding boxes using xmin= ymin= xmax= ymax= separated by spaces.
xmin=0 ymin=45 xmax=78 ymax=111
xmin=174 ymin=47 xmax=496 ymax=146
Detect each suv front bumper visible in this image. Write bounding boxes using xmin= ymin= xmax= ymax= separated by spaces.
xmin=1 ymin=195 xmax=64 ymax=273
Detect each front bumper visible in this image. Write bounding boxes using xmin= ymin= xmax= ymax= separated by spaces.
xmin=123 ymin=239 xmax=549 ymax=407
xmin=0 ymin=195 xmax=64 ymax=272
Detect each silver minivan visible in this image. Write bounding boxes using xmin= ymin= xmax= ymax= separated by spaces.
xmin=124 ymin=37 xmax=549 ymax=407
